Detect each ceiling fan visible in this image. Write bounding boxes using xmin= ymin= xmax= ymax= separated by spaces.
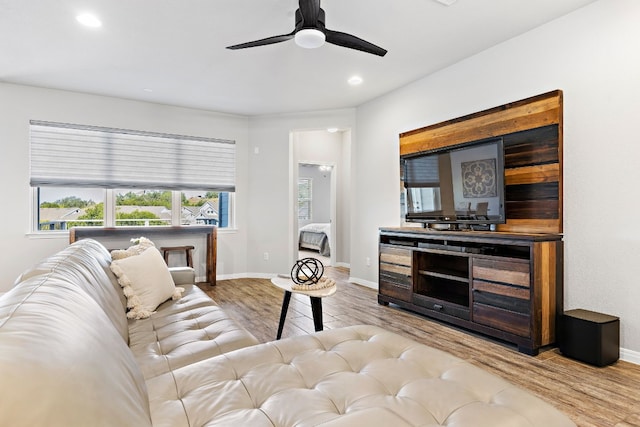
xmin=226 ymin=0 xmax=387 ymax=57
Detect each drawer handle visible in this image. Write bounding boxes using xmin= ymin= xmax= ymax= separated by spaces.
xmin=433 ymin=304 xmax=443 ymax=311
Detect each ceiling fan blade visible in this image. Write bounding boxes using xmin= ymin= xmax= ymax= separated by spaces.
xmin=298 ymin=0 xmax=321 ymax=27
xmin=325 ymin=30 xmax=387 ymax=57
xmin=226 ymin=33 xmax=294 ymax=50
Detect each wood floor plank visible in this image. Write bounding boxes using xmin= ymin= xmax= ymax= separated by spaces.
xmin=200 ymin=267 xmax=640 ymax=427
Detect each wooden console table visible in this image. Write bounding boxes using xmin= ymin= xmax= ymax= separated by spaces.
xmin=69 ymin=226 xmax=217 ymax=285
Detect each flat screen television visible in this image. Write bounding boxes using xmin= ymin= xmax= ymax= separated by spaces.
xmin=402 ymin=137 xmax=505 ymax=228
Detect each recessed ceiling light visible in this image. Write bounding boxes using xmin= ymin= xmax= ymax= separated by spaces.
xmin=76 ymin=13 xmax=102 ymax=28
xmin=348 ymin=75 xmax=363 ymax=86
xmin=143 ymin=88 xmax=153 ymax=93
xmin=327 ymin=127 xmax=339 ymax=133
xmin=435 ymin=0 xmax=457 ymax=5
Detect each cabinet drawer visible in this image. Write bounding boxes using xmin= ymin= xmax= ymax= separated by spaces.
xmin=380 ymin=280 xmax=411 ymax=302
xmin=472 ymin=258 xmax=530 ymax=287
xmin=379 ymin=265 xmax=412 ymax=288
xmin=380 ymin=246 xmax=412 ymax=267
xmin=472 ymin=280 xmax=530 ymax=314
xmin=413 ymin=294 xmax=470 ymax=320
xmin=473 ymin=303 xmax=530 ymax=337
xmin=380 ymin=262 xmax=411 ymax=278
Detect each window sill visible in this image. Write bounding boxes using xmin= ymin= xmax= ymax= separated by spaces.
xmin=28 ymin=227 xmax=238 ymax=239
xmin=26 ymin=231 xmax=69 ymax=240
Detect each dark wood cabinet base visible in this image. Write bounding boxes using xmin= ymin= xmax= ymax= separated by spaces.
xmin=378 ymin=228 xmax=563 ymax=355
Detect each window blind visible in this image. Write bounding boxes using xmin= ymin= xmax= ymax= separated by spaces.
xmin=30 ymin=120 xmax=236 ymax=192
xmin=403 ymin=155 xmax=440 ymax=187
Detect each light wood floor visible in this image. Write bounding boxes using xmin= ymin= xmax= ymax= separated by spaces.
xmin=201 ymin=267 xmax=640 ymax=427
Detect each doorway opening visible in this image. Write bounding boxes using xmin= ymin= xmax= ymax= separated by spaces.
xmin=290 ymin=128 xmax=350 ymax=270
xmin=297 ymin=163 xmax=333 ymax=266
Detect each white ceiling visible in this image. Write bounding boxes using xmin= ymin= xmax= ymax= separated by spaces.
xmin=0 ymin=0 xmax=597 ymax=116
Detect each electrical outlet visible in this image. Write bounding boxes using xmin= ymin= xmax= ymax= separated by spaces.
xmin=366 ymin=257 xmax=371 ymax=266
xmin=263 ymin=252 xmax=269 ymax=261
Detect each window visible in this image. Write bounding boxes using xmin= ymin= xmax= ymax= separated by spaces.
xmin=181 ymin=190 xmax=232 ymax=227
xmin=34 ymin=188 xmax=234 ymax=230
xmin=31 ymin=121 xmax=235 ymax=231
xmin=115 ymin=189 xmax=172 ymax=227
xmin=36 ymin=187 xmax=105 ymax=231
xmin=298 ymin=178 xmax=312 ymax=221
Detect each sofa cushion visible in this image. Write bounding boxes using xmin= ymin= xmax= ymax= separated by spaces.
xmin=110 ymin=247 xmax=184 ymax=319
xmin=128 ymin=284 xmax=259 ymax=379
xmin=169 ymin=266 xmax=197 ymax=285
xmin=13 ymin=238 xmax=129 ymax=342
xmin=145 ymin=325 xmax=575 ymax=427
xmin=0 ymin=275 xmax=151 ymax=427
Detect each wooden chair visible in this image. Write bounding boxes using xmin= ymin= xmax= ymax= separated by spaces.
xmin=160 ymin=245 xmax=195 ymax=268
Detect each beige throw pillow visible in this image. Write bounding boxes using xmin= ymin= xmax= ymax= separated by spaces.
xmin=110 ymin=247 xmax=184 ymax=319
xmin=111 ymin=237 xmax=156 ymax=260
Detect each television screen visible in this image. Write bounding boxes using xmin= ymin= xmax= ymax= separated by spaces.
xmin=402 ymin=138 xmax=505 ymax=226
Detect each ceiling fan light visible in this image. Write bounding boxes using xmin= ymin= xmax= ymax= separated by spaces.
xmin=295 ymin=29 xmax=326 ymax=49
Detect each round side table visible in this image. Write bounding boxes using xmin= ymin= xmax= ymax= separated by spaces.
xmin=270 ymin=276 xmax=336 ymax=340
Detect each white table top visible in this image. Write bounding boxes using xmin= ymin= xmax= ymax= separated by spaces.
xmin=271 ymin=276 xmax=337 ymax=298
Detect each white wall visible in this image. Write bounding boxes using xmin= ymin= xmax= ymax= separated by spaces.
xmin=0 ymin=84 xmax=354 ymax=286
xmin=295 ymin=130 xmax=349 ymax=265
xmin=351 ymin=0 xmax=640 ymax=356
xmin=296 ymin=131 xmax=341 ymax=227
xmin=0 ymin=83 xmax=250 ymax=288
xmin=246 ymin=111 xmax=355 ymax=277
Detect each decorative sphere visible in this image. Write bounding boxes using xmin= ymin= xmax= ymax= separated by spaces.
xmin=290 ymin=258 xmax=324 ymax=285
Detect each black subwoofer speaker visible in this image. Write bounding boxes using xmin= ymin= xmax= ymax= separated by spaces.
xmin=559 ymin=309 xmax=619 ymax=367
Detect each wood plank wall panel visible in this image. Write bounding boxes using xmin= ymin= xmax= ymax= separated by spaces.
xmin=503 ymin=125 xmax=560 ymax=167
xmin=399 ymin=90 xmax=563 ymax=234
xmin=505 ymin=164 xmax=560 ymax=185
xmin=400 ymin=92 xmax=562 ymax=156
xmin=533 ymin=240 xmax=559 ymax=347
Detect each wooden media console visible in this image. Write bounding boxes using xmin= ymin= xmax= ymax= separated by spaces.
xmin=380 ymin=91 xmax=565 ymax=354
xmin=379 ymin=228 xmax=562 ymax=354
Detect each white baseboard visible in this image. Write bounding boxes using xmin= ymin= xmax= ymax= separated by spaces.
xmin=216 ymin=265 xmax=351 ymax=282
xmin=621 ymin=348 xmax=640 ymax=365
xmin=348 ymin=276 xmax=378 ymax=290
xmin=216 ymin=272 xmax=274 ymax=281
xmin=201 ymin=274 xmax=273 ymax=282
xmin=215 ymin=272 xmax=375 ymax=288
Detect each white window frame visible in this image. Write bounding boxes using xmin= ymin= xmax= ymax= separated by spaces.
xmin=31 ymin=188 xmax=236 ymax=233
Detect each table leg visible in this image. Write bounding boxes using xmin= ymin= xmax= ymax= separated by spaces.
xmin=310 ymin=296 xmax=323 ymax=332
xmin=276 ymin=291 xmax=292 ymax=340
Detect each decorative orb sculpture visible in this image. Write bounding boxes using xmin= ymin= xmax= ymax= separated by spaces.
xmin=290 ymin=257 xmax=324 ymax=285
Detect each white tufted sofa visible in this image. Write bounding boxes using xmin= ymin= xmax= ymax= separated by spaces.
xmin=0 ymin=239 xmax=575 ymax=426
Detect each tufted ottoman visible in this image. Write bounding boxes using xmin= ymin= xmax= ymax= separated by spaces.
xmin=146 ymin=325 xmax=575 ymax=427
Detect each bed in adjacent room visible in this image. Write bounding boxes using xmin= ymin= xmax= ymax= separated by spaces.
xmin=298 ymin=223 xmax=331 ymax=257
